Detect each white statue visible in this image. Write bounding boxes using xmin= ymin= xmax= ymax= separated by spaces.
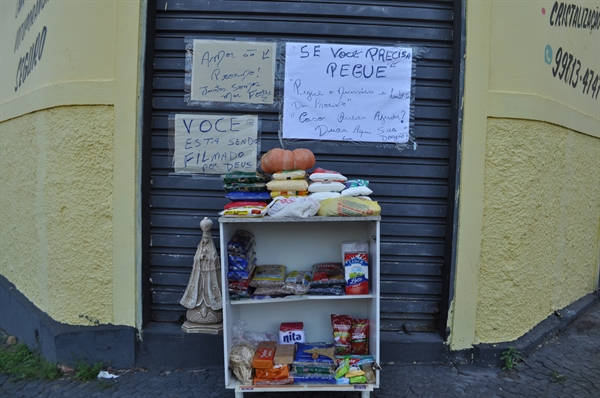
xmin=180 ymin=217 xmax=223 ymax=333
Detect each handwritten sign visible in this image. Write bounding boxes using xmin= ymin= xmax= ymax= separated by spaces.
xmin=190 ymin=40 xmax=276 ymax=104
xmin=283 ymin=43 xmax=413 ymax=143
xmin=173 ymin=114 xmax=258 ymax=174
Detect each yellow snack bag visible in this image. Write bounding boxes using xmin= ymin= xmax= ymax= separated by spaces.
xmin=317 ymin=197 xmax=381 ymax=217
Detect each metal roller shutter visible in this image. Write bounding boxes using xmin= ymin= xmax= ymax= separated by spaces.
xmin=143 ymin=0 xmax=459 ymax=335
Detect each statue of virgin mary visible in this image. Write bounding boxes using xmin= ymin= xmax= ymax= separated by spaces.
xmin=180 ymin=217 xmax=223 ymax=332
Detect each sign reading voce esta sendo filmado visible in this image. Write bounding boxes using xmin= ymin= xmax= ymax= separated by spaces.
xmin=283 ymin=42 xmax=413 ymax=143
xmin=173 ymin=114 xmax=258 ymax=174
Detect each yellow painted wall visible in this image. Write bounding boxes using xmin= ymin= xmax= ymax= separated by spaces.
xmin=0 ymin=1 xmax=143 ymax=327
xmin=450 ymin=0 xmax=600 ymax=349
xmin=0 ymin=106 xmax=115 ymax=325
xmin=476 ymin=119 xmax=599 ymax=343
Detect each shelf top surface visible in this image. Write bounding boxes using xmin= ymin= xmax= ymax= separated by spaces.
xmin=219 ymin=215 xmax=381 ymax=223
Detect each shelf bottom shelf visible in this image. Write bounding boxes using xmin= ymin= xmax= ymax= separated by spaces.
xmin=230 ymin=382 xmax=377 ymax=397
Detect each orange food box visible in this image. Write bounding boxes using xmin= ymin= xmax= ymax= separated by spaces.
xmin=252 ymin=341 xmax=277 ymax=368
xmin=254 ymin=364 xmax=290 ymax=379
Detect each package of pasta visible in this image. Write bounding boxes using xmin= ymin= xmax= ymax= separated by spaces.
xmin=249 ymin=264 xmax=286 ymax=287
xmin=272 ymin=170 xmax=307 ymax=180
xmin=273 ymin=344 xmax=296 ymax=365
xmin=252 ymin=341 xmax=277 ymax=368
xmin=288 ymin=372 xmax=336 ymax=384
xmin=293 ymin=343 xmax=336 ymax=366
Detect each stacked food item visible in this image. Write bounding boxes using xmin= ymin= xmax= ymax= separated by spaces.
xmin=226 ymin=232 xmax=371 ymax=300
xmin=229 ymin=317 xmax=376 ymax=386
xmin=226 ymin=230 xmax=257 ymax=300
xmin=218 ymin=147 xmax=381 ymax=217
xmin=220 ymin=172 xmax=271 ymax=217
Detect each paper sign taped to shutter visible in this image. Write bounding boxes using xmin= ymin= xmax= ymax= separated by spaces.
xmin=283 ymin=42 xmax=412 ymax=143
xmin=173 ymin=114 xmax=258 ymax=174
xmin=191 ymin=40 xmax=276 ymax=104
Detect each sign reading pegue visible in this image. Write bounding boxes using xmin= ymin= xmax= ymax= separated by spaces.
xmin=283 ymin=42 xmax=413 ymax=143
xmin=173 ymin=114 xmax=258 ymax=174
xmin=191 ymin=40 xmax=277 ymax=104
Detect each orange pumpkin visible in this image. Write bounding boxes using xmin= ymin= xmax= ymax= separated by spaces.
xmin=260 ymin=148 xmax=316 ymax=173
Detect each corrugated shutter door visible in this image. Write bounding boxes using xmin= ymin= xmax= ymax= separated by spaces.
xmin=146 ymin=0 xmax=455 ymax=333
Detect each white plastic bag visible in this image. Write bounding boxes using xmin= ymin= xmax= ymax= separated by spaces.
xmin=267 ymin=196 xmax=321 ymax=218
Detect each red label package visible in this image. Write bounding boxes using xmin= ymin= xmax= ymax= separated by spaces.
xmin=344 ymin=252 xmax=369 ymax=294
xmin=279 ymin=322 xmax=305 ymax=344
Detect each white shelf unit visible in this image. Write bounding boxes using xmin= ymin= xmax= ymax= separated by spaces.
xmin=219 ymin=216 xmax=381 ymax=398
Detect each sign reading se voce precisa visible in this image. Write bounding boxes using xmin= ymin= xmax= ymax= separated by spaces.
xmin=283 ymin=42 xmax=412 ymax=143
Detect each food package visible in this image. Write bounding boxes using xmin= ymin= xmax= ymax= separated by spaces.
xmin=253 ymin=376 xmax=294 ymax=385
xmin=249 ymin=264 xmax=286 ymax=287
xmin=310 ymin=263 xmax=345 ymax=286
xmin=289 ymin=372 xmax=336 ymax=384
xmin=350 ymin=319 xmax=370 ymax=355
xmin=270 ymin=190 xmax=309 ymax=198
xmin=331 ymin=314 xmax=352 ymax=355
xmin=252 ymin=341 xmax=277 ymax=368
xmin=309 ymin=192 xmax=342 ymax=202
xmin=267 ymin=196 xmax=320 ymax=218
xmin=225 ymin=191 xmax=272 ymax=201
xmin=308 ymin=181 xmax=346 ymax=193
xmin=293 ymin=343 xmax=336 ymax=366
xmin=309 ymin=168 xmax=348 ymax=182
xmin=266 ymin=179 xmax=309 ymax=192
xmin=279 ymin=322 xmax=305 ymax=344
xmin=255 ymin=364 xmax=290 ymax=379
xmin=223 ymin=182 xmax=267 ymax=192
xmin=317 ymin=197 xmax=381 ymax=217
xmin=272 ymin=170 xmax=307 ymax=180
xmin=273 ymin=344 xmax=296 ymax=365
xmin=282 ymin=270 xmax=311 ymax=295
xmin=222 ymin=171 xmax=268 ymax=184
xmin=227 ymin=230 xmax=255 ymax=255
xmin=343 ymin=252 xmax=369 ymax=295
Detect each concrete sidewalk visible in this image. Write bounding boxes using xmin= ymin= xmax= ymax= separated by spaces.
xmin=1 ymin=299 xmax=599 ymax=397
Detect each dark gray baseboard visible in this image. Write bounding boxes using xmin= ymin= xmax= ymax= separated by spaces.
xmin=468 ymin=292 xmax=600 ymax=368
xmin=136 ymin=321 xmax=224 ymax=369
xmin=2 ymin=273 xmax=597 ymax=370
xmin=0 ymin=274 xmax=136 ymax=368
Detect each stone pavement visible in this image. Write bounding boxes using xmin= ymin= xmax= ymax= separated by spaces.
xmin=1 ymin=300 xmax=599 ymax=398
